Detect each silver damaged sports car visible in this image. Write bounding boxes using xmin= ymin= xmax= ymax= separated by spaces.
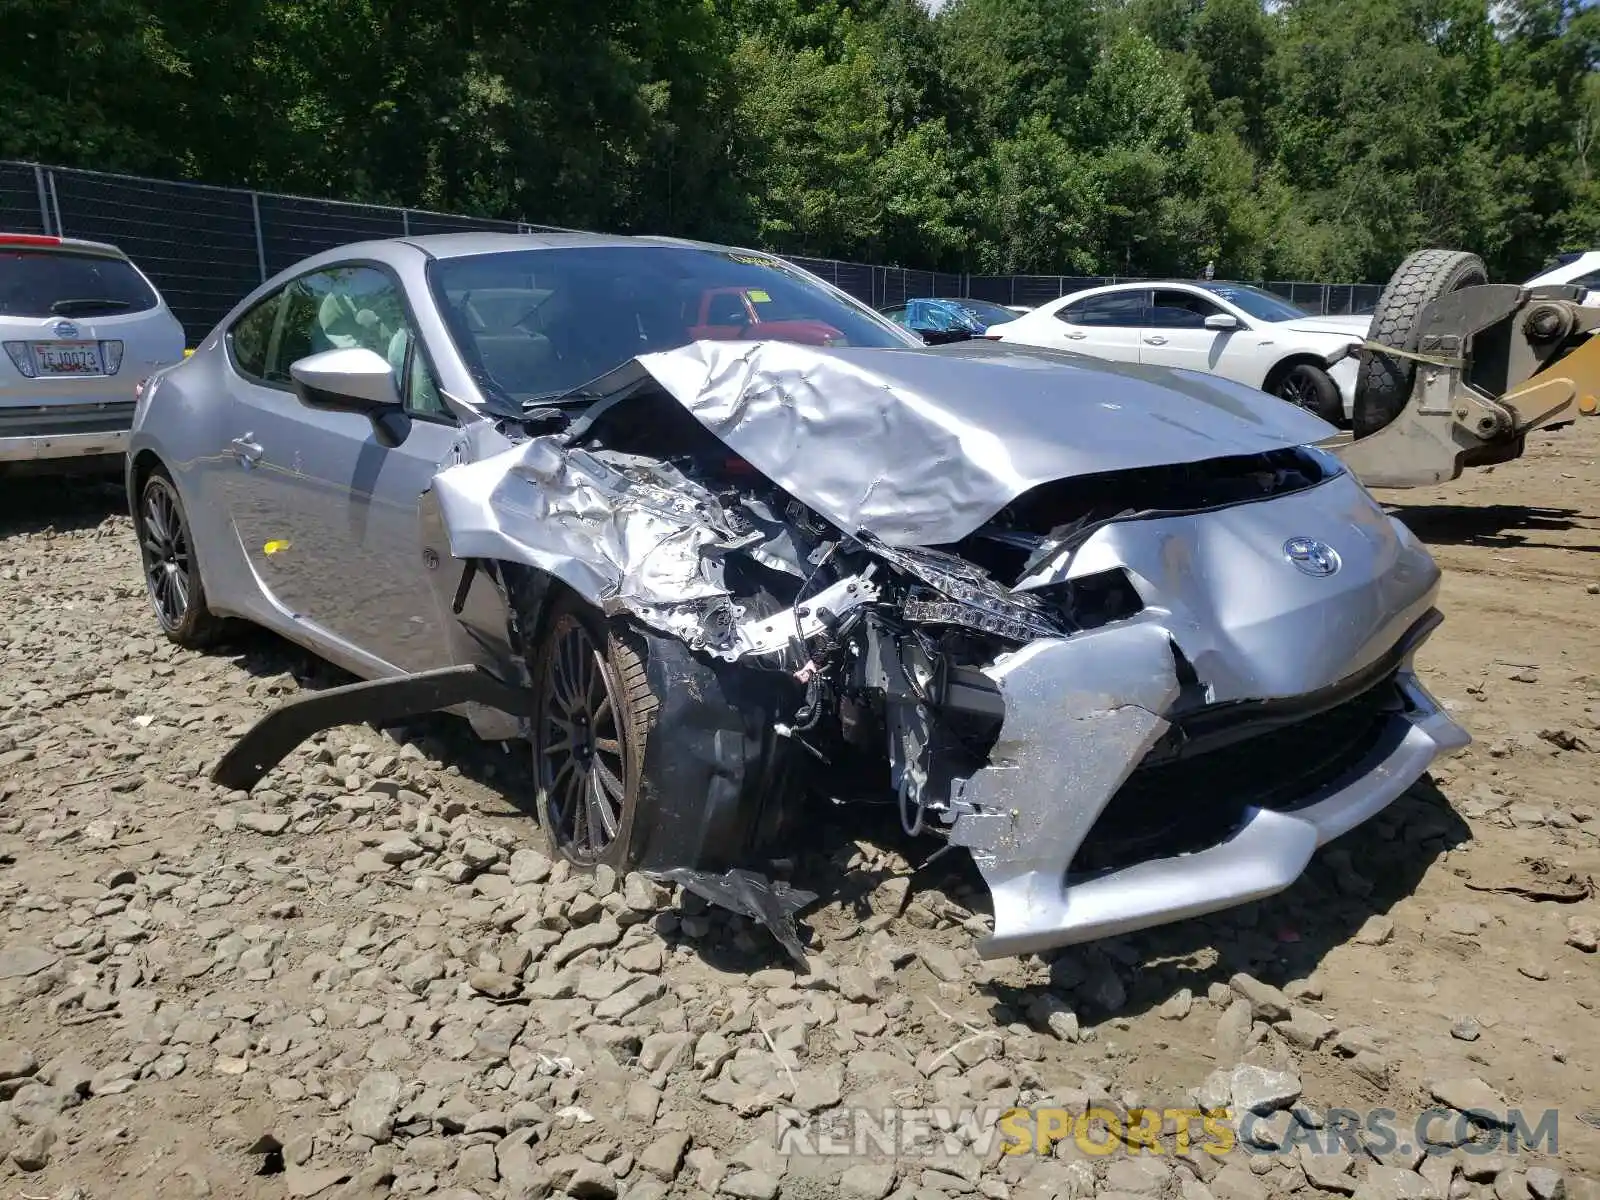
xmin=127 ymin=233 xmax=1470 ymax=959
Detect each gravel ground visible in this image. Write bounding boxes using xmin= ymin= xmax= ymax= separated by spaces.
xmin=0 ymin=419 xmax=1597 ymax=1200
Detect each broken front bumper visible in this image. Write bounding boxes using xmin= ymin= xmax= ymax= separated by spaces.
xmin=947 ymin=614 xmax=1469 ymax=960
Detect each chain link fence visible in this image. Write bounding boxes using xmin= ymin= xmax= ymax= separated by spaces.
xmin=2 ymin=161 xmax=1385 ymax=342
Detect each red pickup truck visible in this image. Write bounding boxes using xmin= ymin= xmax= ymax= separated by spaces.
xmin=687 ymin=286 xmax=844 ymax=346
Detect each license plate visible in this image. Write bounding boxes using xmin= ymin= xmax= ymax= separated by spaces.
xmin=33 ymin=341 xmax=103 ymax=376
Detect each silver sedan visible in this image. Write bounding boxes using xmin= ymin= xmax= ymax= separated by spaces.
xmin=126 ymin=232 xmax=1469 ymax=959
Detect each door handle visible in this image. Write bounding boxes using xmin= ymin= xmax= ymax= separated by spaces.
xmin=229 ymin=434 xmax=263 ymax=465
xmin=1144 ymin=335 xmax=1167 ymax=345
xmin=1064 ymin=331 xmax=1087 ymax=340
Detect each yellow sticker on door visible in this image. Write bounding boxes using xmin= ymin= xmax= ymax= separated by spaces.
xmin=263 ymin=540 xmax=292 ymax=556
xmin=747 ymin=289 xmax=772 ymax=303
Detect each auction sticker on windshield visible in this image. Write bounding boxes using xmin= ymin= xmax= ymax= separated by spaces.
xmin=33 ymin=340 xmax=103 ymax=375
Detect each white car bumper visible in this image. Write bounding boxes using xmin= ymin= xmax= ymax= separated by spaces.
xmin=1329 ymin=355 xmax=1361 ymax=423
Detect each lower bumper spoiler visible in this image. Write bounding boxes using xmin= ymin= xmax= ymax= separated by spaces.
xmin=971 ymin=669 xmax=1469 ymax=959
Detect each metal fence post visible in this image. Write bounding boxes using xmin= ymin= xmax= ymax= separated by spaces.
xmin=33 ymin=165 xmax=51 ymax=236
xmin=250 ymin=192 xmax=268 ymax=283
xmin=47 ymin=170 xmax=63 ymax=237
xmin=402 ymin=209 xmax=411 ymax=236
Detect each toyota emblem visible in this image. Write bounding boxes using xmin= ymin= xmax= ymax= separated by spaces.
xmin=1283 ymin=537 xmax=1341 ymax=577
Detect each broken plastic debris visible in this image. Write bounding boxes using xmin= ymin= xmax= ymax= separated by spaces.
xmin=648 ymin=867 xmax=818 ymax=969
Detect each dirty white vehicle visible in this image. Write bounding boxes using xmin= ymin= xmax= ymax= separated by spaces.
xmin=989 ymin=280 xmax=1370 ymax=425
xmin=126 ymin=233 xmax=1470 ymax=959
xmin=1 ymin=233 xmax=186 ymax=472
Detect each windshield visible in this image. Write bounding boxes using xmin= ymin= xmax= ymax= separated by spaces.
xmin=428 ymin=245 xmax=919 ymax=406
xmin=1194 ymin=282 xmax=1308 ymax=323
xmin=0 ymin=249 xmax=159 ymax=318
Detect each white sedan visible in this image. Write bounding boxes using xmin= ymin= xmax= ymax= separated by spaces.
xmin=988 ymin=280 xmax=1370 ymax=425
xmin=1524 ymin=251 xmax=1600 ymax=305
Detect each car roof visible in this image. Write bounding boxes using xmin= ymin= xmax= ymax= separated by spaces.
xmin=0 ymin=233 xmax=128 ymax=258
xmin=367 ymin=230 xmax=771 ymax=261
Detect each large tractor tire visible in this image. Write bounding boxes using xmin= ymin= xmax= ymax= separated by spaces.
xmin=1353 ymin=249 xmax=1487 ymax=438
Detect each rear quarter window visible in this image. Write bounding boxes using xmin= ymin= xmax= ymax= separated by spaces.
xmin=0 ymin=249 xmax=160 ymax=317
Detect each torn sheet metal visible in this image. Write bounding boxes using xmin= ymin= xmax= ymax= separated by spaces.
xmin=635 ymin=338 xmax=1338 ymax=546
xmin=946 ymin=623 xmax=1181 ymax=959
xmin=431 ymin=436 xmax=753 ymax=653
xmin=648 ymin=867 xmax=818 ymax=968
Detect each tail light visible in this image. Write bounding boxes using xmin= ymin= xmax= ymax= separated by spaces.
xmin=101 ymin=340 xmax=124 ymax=374
xmin=0 ymin=234 xmax=63 ymax=247
xmin=3 ymin=342 xmax=34 ymax=377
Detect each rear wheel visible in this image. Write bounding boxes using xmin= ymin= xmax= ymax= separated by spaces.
xmin=135 ymin=469 xmax=226 ymax=649
xmin=1354 ymin=249 xmax=1487 ymax=437
xmin=1272 ymin=362 xmax=1344 ymax=424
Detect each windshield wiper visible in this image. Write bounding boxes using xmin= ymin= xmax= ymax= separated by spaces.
xmin=519 ymin=387 xmax=605 ymax=409
xmin=50 ymin=298 xmax=132 ymax=316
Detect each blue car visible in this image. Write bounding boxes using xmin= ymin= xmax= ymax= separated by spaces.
xmin=879 ymin=297 xmax=1020 ymax=343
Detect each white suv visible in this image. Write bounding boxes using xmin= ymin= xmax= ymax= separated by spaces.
xmin=1 ymin=233 xmax=187 ymax=473
xmin=989 ymin=280 xmax=1371 ymax=425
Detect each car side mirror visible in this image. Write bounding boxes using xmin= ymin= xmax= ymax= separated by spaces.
xmin=1204 ymin=313 xmax=1240 ymax=331
xmin=289 ymin=348 xmax=411 ymax=447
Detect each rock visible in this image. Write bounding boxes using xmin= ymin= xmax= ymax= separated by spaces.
xmin=721 ymin=1170 xmax=781 ymax=1200
xmin=918 ymin=945 xmax=965 ymax=984
xmin=839 ymin=1162 xmax=897 ymax=1200
xmin=468 ymin=970 xmax=518 ymax=999
xmin=398 ymin=951 xmax=446 ymax=994
xmin=1354 ymin=916 xmax=1395 ymax=946
xmin=460 ymin=838 xmax=502 ymax=869
xmin=1080 ymin=964 xmax=1126 ymax=1013
xmin=565 ymin=1162 xmax=618 ymax=1198
xmin=1230 ymin=973 xmax=1292 ymax=1022
xmin=1215 ymin=998 xmax=1253 ymax=1062
xmin=1566 ymin=919 xmax=1597 ymax=954
xmin=348 ymin=1071 xmax=403 ymax=1142
xmin=1230 ymin=1064 xmax=1302 ymax=1115
xmin=1450 ymin=1018 xmax=1481 ymax=1042
xmin=1210 ymin=1162 xmax=1268 ymax=1200
xmin=1357 ymin=1164 xmax=1434 ymax=1200
xmin=550 ymin=919 xmax=622 ymax=968
xmin=1159 ymin=989 xmax=1193 ymax=1020
xmin=238 ymin=811 xmax=292 ymax=835
xmin=456 ymin=1143 xmax=498 ymax=1184
xmin=1525 ymin=1170 xmax=1565 ymax=1200
xmin=1028 ymin=993 xmax=1080 ymax=1042
xmin=286 ymin=1164 xmax=353 ymax=1198
xmin=498 ymin=1141 xmax=554 ymax=1198
xmin=639 ymin=1132 xmax=691 ymax=1181
xmin=838 ymin=965 xmax=878 ymax=1003
xmin=0 ymin=946 xmax=58 ymax=980
xmin=0 ymin=1040 xmax=37 ymax=1080
xmin=1496 ymin=1172 xmax=1532 ymax=1200
xmin=1278 ymin=1006 xmax=1336 ymax=1050
xmin=1106 ymin=1156 xmax=1171 ymax=1194
xmin=10 ymin=1125 xmax=55 ymax=1171
xmin=1298 ymin=1143 xmax=1357 ymax=1194
xmin=1429 ymin=1078 xmax=1509 ymax=1125
xmin=379 ymin=836 xmax=426 ymax=864
xmin=509 ymin=849 xmax=553 ymax=885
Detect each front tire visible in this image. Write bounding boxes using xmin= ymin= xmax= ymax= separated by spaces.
xmin=1273 ymin=362 xmax=1344 ymax=424
xmin=529 ymin=597 xmax=657 ymax=870
xmin=135 ymin=469 xmax=226 ymax=649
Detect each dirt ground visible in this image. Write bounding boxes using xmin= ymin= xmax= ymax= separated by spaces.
xmin=0 ymin=417 xmax=1596 ymax=1200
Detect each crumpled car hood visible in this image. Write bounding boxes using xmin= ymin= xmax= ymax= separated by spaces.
xmin=632 ymin=338 xmax=1340 ymax=546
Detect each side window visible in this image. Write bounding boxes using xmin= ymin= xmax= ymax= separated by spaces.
xmin=1569 ymin=269 xmax=1600 ymax=290
xmin=228 ymin=291 xmax=283 ymax=380
xmin=268 ymin=265 xmax=411 ymax=385
xmin=404 ymin=340 xmax=450 ymax=420
xmin=1148 ymin=289 xmax=1224 ymax=329
xmin=1073 ymin=292 xmax=1147 ymax=327
xmin=1054 ymin=300 xmax=1086 ymax=325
